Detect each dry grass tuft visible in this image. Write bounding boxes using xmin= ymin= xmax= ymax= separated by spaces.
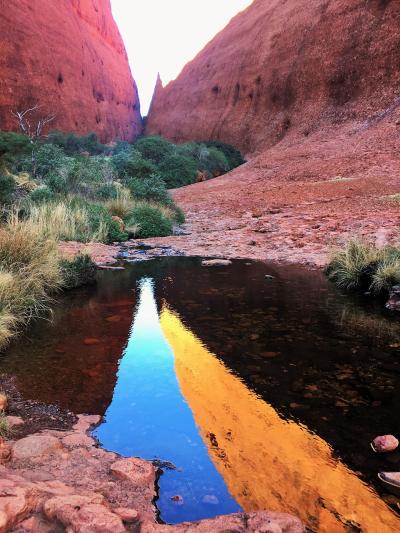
xmin=0 ymin=213 xmax=62 ymax=349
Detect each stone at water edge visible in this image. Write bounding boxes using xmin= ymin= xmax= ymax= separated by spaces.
xmin=202 ymin=259 xmax=232 ymax=267
xmin=110 ymin=458 xmax=155 ymax=487
xmin=114 ymin=507 xmax=139 ymax=522
xmin=371 ymin=435 xmax=399 ymax=453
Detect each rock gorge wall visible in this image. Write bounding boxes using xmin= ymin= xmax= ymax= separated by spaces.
xmin=146 ymin=0 xmax=400 ymax=155
xmin=0 ymin=0 xmax=141 ymax=142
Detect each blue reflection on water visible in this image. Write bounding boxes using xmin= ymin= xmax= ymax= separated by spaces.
xmin=94 ymin=278 xmax=241 ymax=524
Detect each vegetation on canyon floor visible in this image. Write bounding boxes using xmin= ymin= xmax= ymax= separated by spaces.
xmin=0 ymin=127 xmax=245 ymax=348
xmin=327 ymin=239 xmax=400 ymax=296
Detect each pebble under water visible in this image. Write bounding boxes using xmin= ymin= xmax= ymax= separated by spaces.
xmin=1 ymin=257 xmax=400 ymax=531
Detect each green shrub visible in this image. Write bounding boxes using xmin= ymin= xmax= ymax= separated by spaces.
xmin=112 ymin=150 xmax=157 ymax=180
xmin=65 ymin=156 xmax=116 ymax=197
xmin=172 ymin=206 xmax=185 ymax=224
xmin=27 ymin=144 xmax=71 ymax=179
xmin=0 ymin=132 xmax=31 ymax=169
xmin=127 ymin=174 xmax=172 ymax=205
xmin=134 ymin=136 xmax=174 ymax=164
xmin=202 ymin=140 xmax=245 ymax=168
xmin=200 ymin=146 xmax=230 ymax=176
xmin=96 ymin=183 xmax=119 ymax=200
xmin=47 ymin=131 xmax=107 ymax=155
xmin=84 ymin=202 xmax=128 ymax=243
xmin=127 ymin=204 xmax=173 ymax=238
xmin=45 ymin=174 xmax=68 ymax=194
xmin=158 ymin=154 xmax=197 ymax=188
xmin=0 ymin=175 xmax=16 ymax=204
xmin=29 ymin=186 xmax=55 ymax=203
xmin=60 ymin=253 xmax=97 ymax=289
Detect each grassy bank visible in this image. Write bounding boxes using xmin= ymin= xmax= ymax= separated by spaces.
xmin=0 ymin=131 xmax=244 ymax=242
xmin=0 ymin=212 xmax=96 ymax=350
xmin=0 ymin=129 xmax=244 ymax=348
xmin=327 ymin=239 xmax=400 ymax=295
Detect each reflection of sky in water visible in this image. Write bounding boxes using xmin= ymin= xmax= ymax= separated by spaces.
xmin=94 ymin=278 xmax=241 ymax=524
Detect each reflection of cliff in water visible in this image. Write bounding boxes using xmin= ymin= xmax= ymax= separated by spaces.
xmin=152 ymin=259 xmax=400 ymax=486
xmin=160 ymin=307 xmax=400 ymax=532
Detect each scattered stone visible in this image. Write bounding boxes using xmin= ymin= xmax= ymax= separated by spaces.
xmin=12 ymin=435 xmax=62 ymax=461
xmin=371 ymin=435 xmax=399 ymax=453
xmin=110 ymin=458 xmax=155 ymax=487
xmin=0 ymin=393 xmax=7 ymax=412
xmin=265 ymin=275 xmax=275 ymax=280
xmin=202 ymin=259 xmax=232 ymax=266
xmin=114 ymin=507 xmax=139 ymax=522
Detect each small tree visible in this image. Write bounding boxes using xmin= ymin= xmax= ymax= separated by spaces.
xmin=11 ymin=105 xmax=56 ymax=175
xmin=11 ymin=105 xmax=55 ymax=142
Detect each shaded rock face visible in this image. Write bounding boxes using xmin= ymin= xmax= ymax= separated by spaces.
xmin=146 ymin=0 xmax=400 ymax=154
xmin=0 ymin=0 xmax=142 ymax=142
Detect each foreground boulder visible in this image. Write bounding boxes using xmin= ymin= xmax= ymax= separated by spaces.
xmin=0 ymin=415 xmax=304 ymax=532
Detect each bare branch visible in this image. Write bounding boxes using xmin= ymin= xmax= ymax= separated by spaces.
xmin=11 ymin=105 xmax=56 ymax=141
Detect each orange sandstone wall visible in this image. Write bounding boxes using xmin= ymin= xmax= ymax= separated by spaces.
xmin=146 ymin=0 xmax=400 ymax=154
xmin=0 ymin=0 xmax=142 ymax=142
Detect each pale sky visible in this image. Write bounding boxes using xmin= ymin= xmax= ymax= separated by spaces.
xmin=111 ymin=0 xmax=253 ymax=115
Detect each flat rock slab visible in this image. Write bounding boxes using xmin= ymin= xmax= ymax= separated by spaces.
xmin=111 ymin=458 xmax=155 ymax=487
xmin=12 ymin=435 xmax=62 ymax=460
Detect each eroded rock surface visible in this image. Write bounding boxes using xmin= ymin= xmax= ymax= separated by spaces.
xmin=0 ymin=415 xmax=304 ymax=532
xmin=145 ymin=0 xmax=400 ymax=266
xmin=0 ymin=0 xmax=141 ymax=142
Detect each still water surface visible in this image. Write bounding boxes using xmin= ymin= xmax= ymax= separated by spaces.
xmin=1 ymin=258 xmax=400 ymax=531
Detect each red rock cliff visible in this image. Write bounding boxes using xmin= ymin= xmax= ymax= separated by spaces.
xmin=146 ymin=0 xmax=400 ymax=154
xmin=0 ymin=0 xmax=141 ymax=142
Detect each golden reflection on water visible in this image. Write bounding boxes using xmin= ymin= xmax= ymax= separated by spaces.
xmin=160 ymin=307 xmax=400 ymax=533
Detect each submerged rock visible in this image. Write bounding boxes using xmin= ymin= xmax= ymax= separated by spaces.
xmin=372 ymin=435 xmax=399 ymax=453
